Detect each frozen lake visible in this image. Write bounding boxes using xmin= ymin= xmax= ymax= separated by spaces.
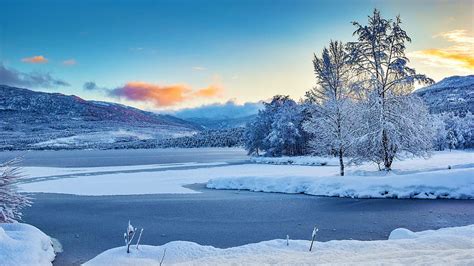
xmin=1 ymin=148 xmax=472 ymax=265
xmin=0 ymin=147 xmax=249 ymax=167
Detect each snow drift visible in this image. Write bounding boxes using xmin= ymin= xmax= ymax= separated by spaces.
xmin=0 ymin=223 xmax=55 ymax=266
xmin=207 ymin=167 xmax=474 ymax=199
xmin=84 ymin=225 xmax=474 ymax=265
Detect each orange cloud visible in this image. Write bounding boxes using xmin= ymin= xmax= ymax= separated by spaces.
xmin=409 ymin=29 xmax=474 ymax=72
xmin=194 ymin=85 xmax=223 ymax=97
xmin=62 ymin=59 xmax=77 ymax=66
xmin=21 ymin=55 xmax=48 ymax=64
xmin=110 ymin=81 xmax=222 ymax=107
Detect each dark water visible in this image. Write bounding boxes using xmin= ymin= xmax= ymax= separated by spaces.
xmin=23 ymin=186 xmax=474 ymax=265
xmin=4 ymin=148 xmax=473 ymax=265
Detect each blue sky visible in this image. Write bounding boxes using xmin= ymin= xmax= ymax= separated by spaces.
xmin=1 ymin=0 xmax=472 ymax=111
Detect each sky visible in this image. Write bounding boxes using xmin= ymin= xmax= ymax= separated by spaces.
xmin=0 ymin=0 xmax=472 ymax=114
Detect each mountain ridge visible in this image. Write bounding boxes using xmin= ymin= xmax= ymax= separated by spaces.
xmin=0 ymin=85 xmax=201 ymax=150
xmin=414 ymin=75 xmax=473 ymax=114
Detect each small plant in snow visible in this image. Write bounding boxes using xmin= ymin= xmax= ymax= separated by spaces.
xmin=309 ymin=226 xmax=318 ymax=252
xmin=0 ymin=158 xmax=31 ymax=223
xmin=159 ymin=248 xmax=167 ymax=266
xmin=136 ymin=228 xmax=144 ymax=250
xmin=124 ymin=220 xmax=143 ymax=253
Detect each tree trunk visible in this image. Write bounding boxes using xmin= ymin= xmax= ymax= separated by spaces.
xmin=382 ymin=129 xmax=392 ymax=171
xmin=339 ymin=148 xmax=344 ymax=176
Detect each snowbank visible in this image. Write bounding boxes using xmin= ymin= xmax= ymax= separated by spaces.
xmin=85 ymin=225 xmax=474 ymax=265
xmin=0 ymin=223 xmax=55 ymax=266
xmin=251 ymin=155 xmax=339 ymax=166
xmin=207 ymin=167 xmax=474 ymax=199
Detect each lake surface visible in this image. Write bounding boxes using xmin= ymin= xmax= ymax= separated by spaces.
xmin=0 ymin=147 xmax=249 ymax=167
xmin=1 ymin=148 xmax=472 ymax=265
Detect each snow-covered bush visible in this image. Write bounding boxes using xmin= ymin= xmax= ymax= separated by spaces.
xmin=0 ymin=159 xmax=31 ymax=222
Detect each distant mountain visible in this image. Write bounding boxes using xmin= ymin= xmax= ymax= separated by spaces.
xmin=184 ymin=115 xmax=257 ymax=129
xmin=414 ymin=75 xmax=474 ymax=114
xmin=0 ymin=85 xmax=201 ymax=150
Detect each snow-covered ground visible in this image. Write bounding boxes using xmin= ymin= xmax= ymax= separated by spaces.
xmin=19 ymin=150 xmax=474 ymax=199
xmin=0 ymin=223 xmax=56 ymax=266
xmin=85 ymin=224 xmax=474 ymax=265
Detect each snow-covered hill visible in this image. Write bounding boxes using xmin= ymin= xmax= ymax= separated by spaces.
xmin=414 ymin=75 xmax=474 ymax=114
xmin=0 ymin=85 xmax=201 ymax=150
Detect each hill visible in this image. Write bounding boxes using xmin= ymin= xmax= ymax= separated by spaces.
xmin=0 ymin=85 xmax=201 ymax=150
xmin=414 ymin=75 xmax=474 ymax=114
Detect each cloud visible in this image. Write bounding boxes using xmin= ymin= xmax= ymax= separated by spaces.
xmin=173 ymin=100 xmax=263 ymax=119
xmin=108 ymin=81 xmax=222 ymax=107
xmin=83 ymin=81 xmax=105 ymax=91
xmin=0 ymin=63 xmax=70 ymax=88
xmin=192 ymin=66 xmax=207 ymax=71
xmin=62 ymin=59 xmax=77 ymax=66
xmin=409 ymin=29 xmax=474 ymax=72
xmin=21 ymin=55 xmax=48 ymax=64
xmin=193 ymin=85 xmax=223 ymax=97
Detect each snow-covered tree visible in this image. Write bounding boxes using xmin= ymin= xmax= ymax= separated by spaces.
xmin=446 ymin=130 xmax=458 ymax=151
xmin=436 ymin=111 xmax=474 ymax=150
xmin=348 ymin=9 xmax=434 ymax=170
xmin=303 ymin=41 xmax=358 ymax=176
xmin=244 ymin=95 xmax=307 ymax=156
xmin=0 ymin=159 xmax=31 ymax=223
xmin=244 ymin=115 xmax=270 ymax=155
xmin=264 ymin=97 xmax=306 ymax=156
xmin=431 ymin=115 xmax=447 ymax=151
xmin=356 ymin=94 xmax=434 ymax=169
